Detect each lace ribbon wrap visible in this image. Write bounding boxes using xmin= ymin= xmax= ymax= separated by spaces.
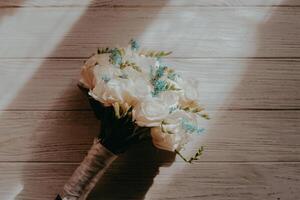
xmin=61 ymin=139 xmax=117 ymax=200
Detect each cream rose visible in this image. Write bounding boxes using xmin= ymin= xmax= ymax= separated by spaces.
xmin=90 ymin=78 xmax=134 ymax=107
xmin=151 ymin=110 xmax=204 ymax=152
xmin=176 ymin=78 xmax=200 ymax=102
xmin=90 ymin=74 xmax=152 ymax=109
xmin=132 ymin=91 xmax=180 ymax=127
xmin=129 ymin=76 xmax=152 ymax=103
xmin=80 ymin=53 xmax=111 ymax=89
xmin=132 ymin=98 xmax=169 ymax=127
xmin=151 ymin=126 xmax=190 ymax=152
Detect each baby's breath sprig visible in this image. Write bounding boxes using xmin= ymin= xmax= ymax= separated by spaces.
xmin=175 ymin=146 xmax=204 ymax=163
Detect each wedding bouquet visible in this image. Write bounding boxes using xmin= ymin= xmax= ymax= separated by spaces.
xmin=57 ymin=40 xmax=209 ymax=200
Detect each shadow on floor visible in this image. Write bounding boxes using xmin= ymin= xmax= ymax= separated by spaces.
xmin=89 ymin=141 xmax=175 ymax=200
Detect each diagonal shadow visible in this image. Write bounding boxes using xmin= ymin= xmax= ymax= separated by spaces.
xmin=89 ymin=141 xmax=175 ymax=200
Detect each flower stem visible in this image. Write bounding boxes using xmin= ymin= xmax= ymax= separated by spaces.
xmin=175 ymin=146 xmax=204 ymax=163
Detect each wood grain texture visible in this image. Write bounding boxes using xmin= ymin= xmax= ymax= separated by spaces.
xmin=0 ymin=0 xmax=300 ymax=199
xmin=1 ymin=58 xmax=299 ymax=110
xmin=1 ymin=0 xmax=300 ymax=7
xmin=0 ymin=110 xmax=299 ymax=162
xmin=0 ymin=162 xmax=299 ymax=200
xmin=0 ymin=7 xmax=300 ymax=58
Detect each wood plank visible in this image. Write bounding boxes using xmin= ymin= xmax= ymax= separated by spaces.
xmin=0 ymin=111 xmax=99 ymax=162
xmin=0 ymin=110 xmax=299 ymax=162
xmin=1 ymin=59 xmax=299 ymax=111
xmin=1 ymin=0 xmax=300 ymax=7
xmin=0 ymin=7 xmax=300 ymax=58
xmin=1 ymin=162 xmax=299 ymax=200
xmin=1 ymin=2 xmax=299 ymax=200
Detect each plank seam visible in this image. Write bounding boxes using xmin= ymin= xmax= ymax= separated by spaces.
xmin=0 ymin=161 xmax=299 ymax=164
xmin=1 ymin=57 xmax=300 ymax=60
xmin=1 ymin=108 xmax=300 ymax=112
xmin=1 ymin=5 xmax=300 ymax=9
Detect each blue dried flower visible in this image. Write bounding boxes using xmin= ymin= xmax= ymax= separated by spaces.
xmin=181 ymin=118 xmax=204 ymax=134
xmin=152 ymin=79 xmax=167 ymax=96
xmin=156 ymin=65 xmax=167 ymax=78
xmin=168 ymin=72 xmax=178 ymax=81
xmin=110 ymin=48 xmax=122 ymax=65
xmin=130 ymin=39 xmax=140 ymax=51
xmin=101 ymin=75 xmax=111 ymax=83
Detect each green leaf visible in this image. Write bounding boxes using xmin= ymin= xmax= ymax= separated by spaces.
xmin=112 ymin=102 xmax=121 ymax=119
xmin=97 ymin=47 xmax=112 ymax=54
xmin=175 ymin=146 xmax=204 ymax=163
xmin=140 ymin=50 xmax=172 ymax=58
xmin=120 ymin=61 xmax=142 ymax=72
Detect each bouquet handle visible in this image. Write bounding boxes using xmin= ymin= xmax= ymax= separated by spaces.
xmin=61 ymin=139 xmax=117 ymax=200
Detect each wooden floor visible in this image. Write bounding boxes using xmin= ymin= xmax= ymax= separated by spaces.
xmin=0 ymin=0 xmax=299 ymax=199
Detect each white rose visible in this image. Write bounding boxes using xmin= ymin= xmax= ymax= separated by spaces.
xmin=128 ymin=76 xmax=152 ymax=103
xmin=184 ymin=80 xmax=200 ymax=100
xmin=151 ymin=127 xmax=178 ymax=151
xmin=132 ymin=90 xmax=181 ymax=126
xmin=164 ymin=110 xmax=205 ymax=135
xmin=132 ymin=90 xmax=180 ymax=127
xmin=90 ymin=77 xmax=135 ymax=107
xmin=90 ymin=73 xmax=152 ymax=109
xmin=132 ymin=98 xmax=170 ymax=127
xmin=113 ymin=68 xmax=153 ymax=105
xmin=157 ymin=91 xmax=180 ymax=110
xmin=80 ymin=53 xmax=111 ymax=89
xmin=151 ymin=110 xmax=204 ymax=152
xmin=151 ymin=126 xmax=189 ymax=152
xmin=93 ymin=65 xmax=122 ymax=84
xmin=177 ymin=78 xmax=200 ymax=102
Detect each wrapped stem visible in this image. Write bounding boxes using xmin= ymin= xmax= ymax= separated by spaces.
xmin=58 ymin=83 xmax=150 ymax=200
xmin=61 ymin=139 xmax=117 ymax=200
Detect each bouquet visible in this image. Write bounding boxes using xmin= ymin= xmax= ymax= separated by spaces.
xmin=57 ymin=40 xmax=209 ymax=200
